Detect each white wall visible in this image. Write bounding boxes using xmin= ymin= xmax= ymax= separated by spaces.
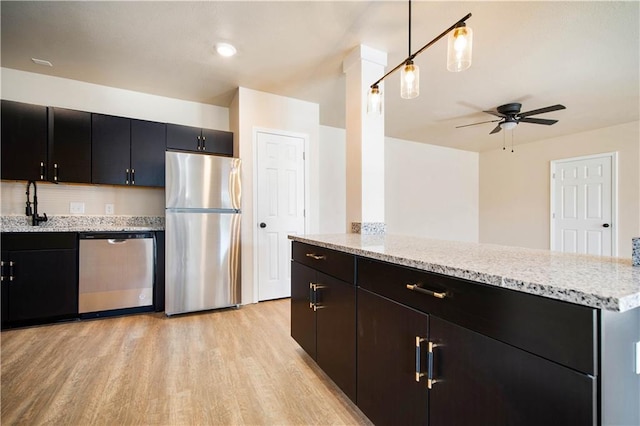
xmin=231 ymin=87 xmax=320 ymax=305
xmin=0 ymin=68 xmax=229 ymax=216
xmin=319 ymin=125 xmax=347 ymax=233
xmin=479 ymin=121 xmax=640 ymax=258
xmin=317 ymin=126 xmax=480 ymax=242
xmin=385 ymin=136 xmax=479 ymax=242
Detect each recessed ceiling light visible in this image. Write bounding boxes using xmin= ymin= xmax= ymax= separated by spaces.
xmin=215 ymin=42 xmax=237 ymax=57
xmin=31 ymin=58 xmax=53 ymax=67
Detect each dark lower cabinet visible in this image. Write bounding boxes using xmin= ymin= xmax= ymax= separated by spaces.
xmin=357 ymin=288 xmax=429 ymax=426
xmin=291 ymin=261 xmax=317 ymax=358
xmin=291 ymin=258 xmax=356 ymax=401
xmin=154 ymin=231 xmax=165 ymax=312
xmin=1 ymin=233 xmax=78 ymax=328
xmin=429 ymin=315 xmax=596 ymax=426
xmin=1 ymin=100 xmax=48 ymax=181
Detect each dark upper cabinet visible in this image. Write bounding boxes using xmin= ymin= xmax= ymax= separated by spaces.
xmin=92 ymin=114 xmax=166 ymax=187
xmin=131 ymin=119 xmax=166 ymax=187
xmin=167 ymin=123 xmax=233 ymax=156
xmin=1 ymin=100 xmax=48 ymax=181
xmin=92 ymin=114 xmax=131 ymax=185
xmin=1 ymin=233 xmax=78 ymax=328
xmin=48 ymin=107 xmax=91 ymax=183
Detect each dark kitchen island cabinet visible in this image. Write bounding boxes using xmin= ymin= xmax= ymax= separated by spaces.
xmin=289 ymin=236 xmax=640 ymax=426
xmin=290 ymin=242 xmax=356 ymax=402
xmin=1 ymin=233 xmax=78 ymax=328
xmin=1 ymin=100 xmax=48 ymax=182
xmin=92 ymin=114 xmax=166 ymax=187
xmin=166 ymin=123 xmax=233 ymax=156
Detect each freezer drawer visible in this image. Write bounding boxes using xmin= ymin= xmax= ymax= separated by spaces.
xmin=79 ymin=234 xmax=154 ymax=313
xmin=165 ymin=211 xmax=241 ymax=315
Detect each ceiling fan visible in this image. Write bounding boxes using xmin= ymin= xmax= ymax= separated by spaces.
xmin=456 ymin=103 xmax=566 ymax=134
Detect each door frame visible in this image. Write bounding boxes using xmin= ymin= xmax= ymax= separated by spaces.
xmin=252 ymin=127 xmax=310 ymax=303
xmin=549 ymin=152 xmax=618 ymax=256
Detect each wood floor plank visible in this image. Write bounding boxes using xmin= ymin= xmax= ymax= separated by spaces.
xmin=1 ymin=299 xmax=372 ymax=425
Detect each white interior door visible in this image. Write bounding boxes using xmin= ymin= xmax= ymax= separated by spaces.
xmin=256 ymin=131 xmax=305 ymax=301
xmin=551 ymin=154 xmax=615 ymax=256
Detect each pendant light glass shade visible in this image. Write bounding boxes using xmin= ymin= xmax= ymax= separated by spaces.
xmin=447 ymin=25 xmax=473 ymax=72
xmin=400 ymin=60 xmax=419 ymax=99
xmin=367 ymin=85 xmax=383 ymax=114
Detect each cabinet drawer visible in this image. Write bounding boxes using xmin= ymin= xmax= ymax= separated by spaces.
xmin=292 ymin=242 xmax=354 ymax=284
xmin=357 ymin=257 xmax=598 ymax=375
xmin=2 ymin=232 xmax=77 ymax=250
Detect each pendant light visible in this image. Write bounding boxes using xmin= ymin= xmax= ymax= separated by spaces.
xmin=367 ymin=84 xmax=382 ymax=114
xmin=400 ymin=1 xmax=419 ymax=99
xmin=447 ymin=23 xmax=473 ymax=72
xmin=366 ymin=2 xmax=473 ymax=114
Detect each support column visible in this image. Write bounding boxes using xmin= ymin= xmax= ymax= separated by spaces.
xmin=343 ymin=45 xmax=387 ymax=235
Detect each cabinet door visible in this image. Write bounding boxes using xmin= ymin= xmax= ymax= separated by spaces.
xmin=131 ymin=119 xmax=166 ymax=187
xmin=1 ymin=250 xmax=8 ymax=326
xmin=92 ymin=114 xmax=131 ymax=185
xmin=166 ymin=123 xmax=201 ymax=152
xmin=201 ymin=128 xmax=233 ymax=156
xmin=429 ymin=316 xmax=597 ymax=426
xmin=291 ymin=261 xmax=317 ymax=359
xmin=357 ymin=288 xmax=429 ymax=426
xmin=1 ymin=100 xmax=47 ymax=181
xmin=7 ymin=249 xmax=78 ymax=323
xmin=315 ymin=272 xmax=356 ymax=401
xmin=48 ymin=108 xmax=91 ymax=183
xmin=154 ymin=231 xmax=165 ymax=312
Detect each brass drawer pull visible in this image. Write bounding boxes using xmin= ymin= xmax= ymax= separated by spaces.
xmin=406 ymin=284 xmax=446 ymax=299
xmin=305 ymin=253 xmax=326 ymax=260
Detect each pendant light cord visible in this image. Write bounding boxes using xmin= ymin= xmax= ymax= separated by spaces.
xmin=408 ymin=0 xmax=412 ymax=57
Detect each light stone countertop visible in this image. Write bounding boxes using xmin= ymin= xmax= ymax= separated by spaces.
xmin=0 ymin=215 xmax=164 ymax=233
xmin=290 ymin=233 xmax=640 ymax=313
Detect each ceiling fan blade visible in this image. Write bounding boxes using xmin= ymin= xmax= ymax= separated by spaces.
xmin=519 ymin=117 xmax=558 ymax=125
xmin=455 ymin=119 xmax=501 ymax=129
xmin=483 ymin=110 xmax=506 ymax=118
xmin=489 ymin=124 xmax=502 ymax=134
xmin=519 ymin=104 xmax=566 ymax=117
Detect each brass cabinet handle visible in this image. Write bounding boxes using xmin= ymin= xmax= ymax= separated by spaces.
xmin=305 ymin=253 xmax=326 ymax=260
xmin=427 ymin=341 xmax=439 ymax=389
xmin=406 ymin=284 xmax=446 ymax=299
xmin=415 ymin=336 xmax=427 ymax=382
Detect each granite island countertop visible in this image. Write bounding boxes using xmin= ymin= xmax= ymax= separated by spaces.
xmin=0 ymin=215 xmax=164 ymax=233
xmin=289 ymin=233 xmax=640 ymax=313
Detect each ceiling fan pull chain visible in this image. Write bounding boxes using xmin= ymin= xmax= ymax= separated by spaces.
xmin=511 ymin=130 xmax=515 ymax=153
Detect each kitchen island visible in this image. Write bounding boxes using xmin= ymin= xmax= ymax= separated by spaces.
xmin=289 ymin=233 xmax=640 ymax=426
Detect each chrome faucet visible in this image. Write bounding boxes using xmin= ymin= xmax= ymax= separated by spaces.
xmin=25 ymin=180 xmax=48 ymax=226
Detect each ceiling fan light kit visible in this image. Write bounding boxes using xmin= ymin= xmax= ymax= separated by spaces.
xmin=367 ymin=0 xmax=473 ymax=113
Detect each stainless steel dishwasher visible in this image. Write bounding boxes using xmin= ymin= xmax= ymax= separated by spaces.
xmin=78 ymin=232 xmax=155 ymax=315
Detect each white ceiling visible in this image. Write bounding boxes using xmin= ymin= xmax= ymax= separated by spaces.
xmin=2 ymin=1 xmax=638 ymax=152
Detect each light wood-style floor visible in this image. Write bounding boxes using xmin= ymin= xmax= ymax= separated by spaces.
xmin=1 ymin=299 xmax=372 ymax=425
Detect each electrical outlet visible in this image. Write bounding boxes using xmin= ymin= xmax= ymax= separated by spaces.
xmin=105 ymin=204 xmax=115 ymax=215
xmin=69 ymin=202 xmax=85 ymax=214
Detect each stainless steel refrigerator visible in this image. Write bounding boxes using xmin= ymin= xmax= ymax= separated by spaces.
xmin=165 ymin=151 xmax=241 ymax=316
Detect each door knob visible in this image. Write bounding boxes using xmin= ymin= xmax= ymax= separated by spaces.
xmin=603 ymin=223 xmax=610 ymax=228
xmin=259 ymin=222 xmax=267 ymax=228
